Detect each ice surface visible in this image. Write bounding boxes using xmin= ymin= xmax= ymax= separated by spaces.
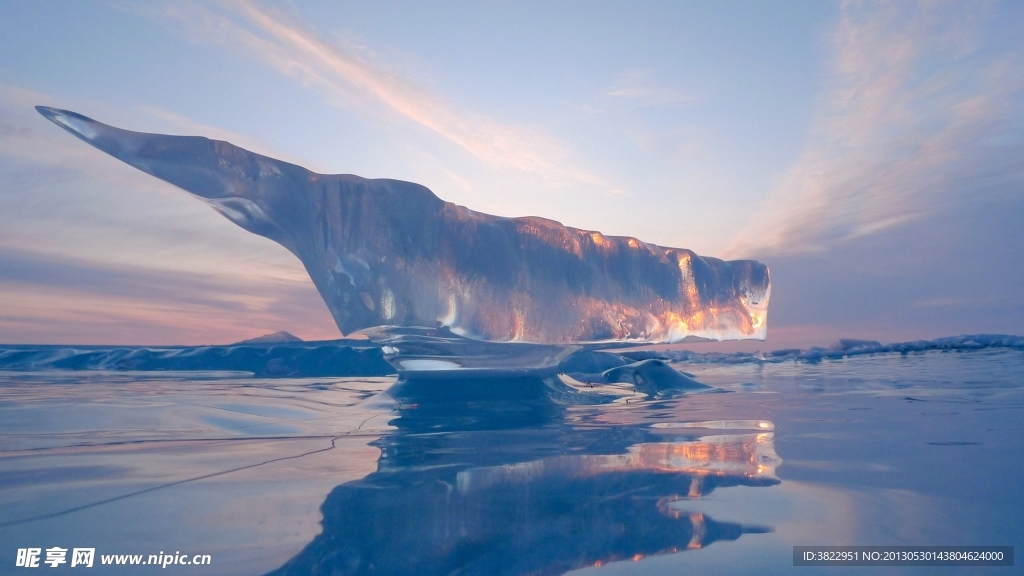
xmin=3 ymin=347 xmax=1024 ymax=574
xmin=36 ymin=106 xmax=770 ymax=344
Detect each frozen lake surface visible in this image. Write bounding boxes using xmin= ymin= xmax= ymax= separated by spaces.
xmin=1 ymin=348 xmax=1021 ymax=574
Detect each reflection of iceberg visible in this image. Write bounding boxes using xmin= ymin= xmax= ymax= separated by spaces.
xmin=37 ymin=107 xmax=770 ymax=344
xmin=268 ymin=377 xmax=777 ymax=575
xmin=457 ymin=433 xmax=781 ymax=493
xmin=273 ymin=469 xmax=770 ymax=576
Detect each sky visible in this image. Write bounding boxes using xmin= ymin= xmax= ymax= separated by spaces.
xmin=0 ymin=0 xmax=1021 ymax=348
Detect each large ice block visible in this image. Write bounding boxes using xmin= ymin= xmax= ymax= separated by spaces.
xmin=37 ymin=106 xmax=770 ymax=343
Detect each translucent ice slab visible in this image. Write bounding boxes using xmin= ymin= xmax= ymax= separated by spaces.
xmin=37 ymin=107 xmax=771 ymax=344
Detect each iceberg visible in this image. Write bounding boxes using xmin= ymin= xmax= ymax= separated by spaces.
xmin=36 ymin=106 xmax=770 ymax=343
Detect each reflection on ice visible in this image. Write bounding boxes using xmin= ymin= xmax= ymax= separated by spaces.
xmin=457 ymin=433 xmax=781 ymax=492
xmin=269 ymin=375 xmax=776 ymax=575
xmin=651 ymin=420 xmax=775 ymax=431
xmin=273 ymin=464 xmax=771 ymax=576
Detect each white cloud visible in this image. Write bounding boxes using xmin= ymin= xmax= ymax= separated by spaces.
xmin=726 ymin=0 xmax=1024 ymax=258
xmin=160 ymin=0 xmax=603 ymax=188
xmin=605 ymin=71 xmax=697 ymax=106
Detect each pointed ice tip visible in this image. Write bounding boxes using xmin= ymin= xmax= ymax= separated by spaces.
xmin=35 ymin=106 xmax=100 ymax=141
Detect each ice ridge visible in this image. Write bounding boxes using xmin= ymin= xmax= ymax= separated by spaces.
xmin=651 ymin=334 xmax=1024 ymax=365
xmin=0 ymin=341 xmax=393 ymax=377
xmin=0 ymin=334 xmax=1018 ymax=379
xmin=36 ymin=106 xmax=770 ymax=344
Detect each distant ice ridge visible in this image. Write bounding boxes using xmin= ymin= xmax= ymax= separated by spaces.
xmin=0 ymin=341 xmax=393 ymax=377
xmin=36 ymin=106 xmax=770 ymax=344
xmin=651 ymin=334 xmax=1024 ymax=365
xmin=233 ymin=331 xmax=302 ymax=345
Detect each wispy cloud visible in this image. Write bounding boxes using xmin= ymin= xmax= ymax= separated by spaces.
xmin=135 ymin=105 xmax=329 ymax=172
xmin=160 ymin=0 xmax=602 ymax=187
xmin=605 ymin=71 xmax=696 ymax=106
xmin=0 ymin=83 xmax=315 ymax=190
xmin=726 ymin=0 xmax=1024 ymax=258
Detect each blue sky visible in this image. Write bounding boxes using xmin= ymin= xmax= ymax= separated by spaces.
xmin=0 ymin=0 xmax=1021 ymax=347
